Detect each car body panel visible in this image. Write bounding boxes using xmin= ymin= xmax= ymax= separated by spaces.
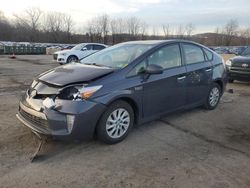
xmin=38 ymin=63 xmax=114 ymax=86
xmin=18 ymin=91 xmax=107 ymax=140
xmin=17 ymin=40 xmax=227 ymax=140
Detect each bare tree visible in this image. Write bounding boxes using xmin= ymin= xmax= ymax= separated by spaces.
xmin=13 ymin=7 xmax=43 ymax=41
xmin=239 ymin=27 xmax=250 ymax=45
xmin=110 ymin=18 xmax=129 ymax=43
xmin=0 ymin=11 xmax=13 ymax=41
xmin=98 ymin=14 xmax=109 ymax=44
xmin=152 ymin=26 xmax=159 ymax=36
xmin=162 ymin=24 xmax=171 ymax=38
xmin=127 ymin=17 xmax=141 ymax=36
xmin=62 ymin=14 xmax=74 ymax=43
xmin=214 ymin=27 xmax=222 ymax=46
xmin=176 ymin=24 xmax=185 ymax=39
xmin=185 ymin=23 xmax=195 ymax=37
xmin=110 ymin=18 xmax=119 ymax=44
xmin=86 ymin=17 xmax=102 ymax=43
xmin=223 ymin=19 xmax=239 ymax=46
xmin=43 ymin=12 xmax=66 ymax=42
xmin=140 ymin=22 xmax=148 ymax=39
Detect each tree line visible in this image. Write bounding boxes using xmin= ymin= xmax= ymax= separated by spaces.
xmin=0 ymin=8 xmax=250 ymax=46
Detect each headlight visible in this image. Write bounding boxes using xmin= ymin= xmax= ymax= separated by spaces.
xmin=58 ymin=85 xmax=102 ymax=100
xmin=226 ymin=60 xmax=232 ymax=66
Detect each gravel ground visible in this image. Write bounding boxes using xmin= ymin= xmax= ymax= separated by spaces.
xmin=0 ymin=55 xmax=250 ymax=188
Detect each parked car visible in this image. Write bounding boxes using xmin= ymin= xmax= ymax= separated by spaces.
xmin=16 ymin=40 xmax=227 ymax=144
xmin=226 ymin=46 xmax=250 ymax=82
xmin=214 ymin=47 xmax=230 ymax=54
xmin=234 ymin=46 xmax=247 ymax=55
xmin=53 ymin=43 xmax=107 ymax=64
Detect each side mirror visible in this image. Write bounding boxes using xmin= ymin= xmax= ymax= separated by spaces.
xmin=145 ymin=64 xmax=163 ymax=75
xmin=81 ymin=47 xmax=87 ymax=51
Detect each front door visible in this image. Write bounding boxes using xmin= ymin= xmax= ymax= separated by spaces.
xmin=141 ymin=43 xmax=187 ymax=118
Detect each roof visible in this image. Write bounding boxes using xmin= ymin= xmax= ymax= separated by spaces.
xmin=121 ymin=39 xmax=199 ymax=45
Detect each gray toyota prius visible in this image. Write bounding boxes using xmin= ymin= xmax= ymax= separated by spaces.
xmin=17 ymin=40 xmax=227 ymax=144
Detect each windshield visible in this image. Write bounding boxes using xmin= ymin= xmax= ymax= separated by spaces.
xmin=72 ymin=44 xmax=85 ymax=50
xmin=80 ymin=43 xmax=154 ymax=68
xmin=241 ymin=47 xmax=250 ymax=56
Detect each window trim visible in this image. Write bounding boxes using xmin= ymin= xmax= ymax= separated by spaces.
xmin=202 ymin=47 xmax=214 ymax=62
xmin=126 ymin=43 xmax=184 ymax=78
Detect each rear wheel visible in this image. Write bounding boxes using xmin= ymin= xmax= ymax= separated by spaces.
xmin=204 ymin=83 xmax=221 ymax=110
xmin=97 ymin=100 xmax=134 ymax=144
xmin=67 ymin=55 xmax=78 ymax=63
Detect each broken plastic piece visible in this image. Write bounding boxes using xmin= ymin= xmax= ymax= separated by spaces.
xmin=30 ymin=134 xmax=47 ymax=162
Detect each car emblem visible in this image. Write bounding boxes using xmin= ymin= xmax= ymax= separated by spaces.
xmin=30 ymin=89 xmax=37 ymax=98
xmin=242 ymin=63 xmax=248 ymax=68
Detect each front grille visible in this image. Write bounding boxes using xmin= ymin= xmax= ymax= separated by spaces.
xmin=53 ymin=54 xmax=58 ymax=60
xmin=231 ymin=67 xmax=250 ymax=73
xmin=19 ymin=108 xmax=49 ymax=132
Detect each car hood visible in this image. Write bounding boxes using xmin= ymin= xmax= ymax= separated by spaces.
xmin=231 ymin=56 xmax=250 ymax=64
xmin=38 ymin=63 xmax=114 ymax=86
xmin=55 ymin=49 xmax=71 ymax=54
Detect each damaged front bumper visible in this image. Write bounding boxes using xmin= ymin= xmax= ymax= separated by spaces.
xmin=16 ymin=92 xmax=106 ymax=140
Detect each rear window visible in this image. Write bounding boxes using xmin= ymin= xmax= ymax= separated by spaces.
xmin=183 ymin=44 xmax=205 ymax=65
xmin=204 ymin=48 xmax=213 ymax=61
xmin=93 ymin=45 xmax=105 ymax=50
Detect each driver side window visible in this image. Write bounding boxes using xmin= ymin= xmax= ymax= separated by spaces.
xmin=127 ymin=43 xmax=182 ymax=77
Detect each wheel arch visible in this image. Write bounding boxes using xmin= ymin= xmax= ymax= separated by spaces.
xmin=67 ymin=54 xmax=79 ymax=62
xmin=106 ymin=97 xmax=139 ymax=125
xmin=213 ymin=79 xmax=224 ymax=92
xmin=93 ymin=96 xmax=140 ymax=138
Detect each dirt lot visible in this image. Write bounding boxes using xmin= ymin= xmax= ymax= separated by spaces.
xmin=0 ymin=55 xmax=250 ymax=188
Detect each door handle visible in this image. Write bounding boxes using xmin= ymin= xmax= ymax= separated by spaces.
xmin=177 ymin=76 xmax=186 ymax=80
xmin=205 ymin=68 xmax=212 ymax=72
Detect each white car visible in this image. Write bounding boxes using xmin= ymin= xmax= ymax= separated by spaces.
xmin=53 ymin=43 xmax=107 ymax=64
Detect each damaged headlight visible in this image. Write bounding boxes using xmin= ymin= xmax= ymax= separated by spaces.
xmin=58 ymin=85 xmax=103 ymax=100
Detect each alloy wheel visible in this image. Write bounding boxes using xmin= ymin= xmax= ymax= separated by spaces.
xmin=105 ymin=108 xmax=130 ymax=139
xmin=209 ymin=87 xmax=220 ymax=107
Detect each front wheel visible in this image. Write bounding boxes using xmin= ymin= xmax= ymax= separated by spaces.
xmin=204 ymin=83 xmax=222 ymax=110
xmin=96 ymin=100 xmax=134 ymax=144
xmin=67 ymin=55 xmax=78 ymax=63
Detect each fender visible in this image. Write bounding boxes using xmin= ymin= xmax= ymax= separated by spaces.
xmin=92 ymin=89 xmax=143 ymax=123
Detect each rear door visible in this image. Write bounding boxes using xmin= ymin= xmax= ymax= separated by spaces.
xmin=181 ymin=43 xmax=213 ymax=105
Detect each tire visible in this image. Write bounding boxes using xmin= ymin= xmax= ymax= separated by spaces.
xmin=228 ymin=78 xmax=234 ymax=83
xmin=96 ymin=100 xmax=134 ymax=144
xmin=204 ymin=83 xmax=222 ymax=110
xmin=67 ymin=55 xmax=78 ymax=63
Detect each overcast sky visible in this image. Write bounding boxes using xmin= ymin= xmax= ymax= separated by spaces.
xmin=0 ymin=0 xmax=249 ymax=33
